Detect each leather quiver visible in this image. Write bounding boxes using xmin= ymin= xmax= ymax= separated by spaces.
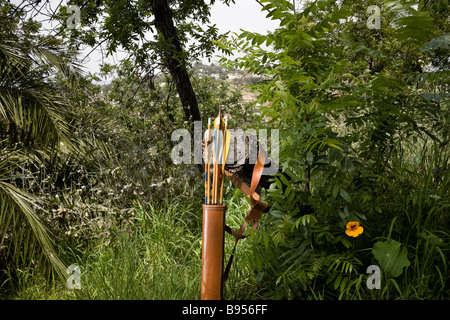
xmin=201 ymin=204 xmax=226 ymax=300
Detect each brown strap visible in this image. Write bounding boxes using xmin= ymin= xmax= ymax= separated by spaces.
xmin=222 ymin=148 xmax=268 ymax=281
xmin=224 ymin=172 xmax=261 ymax=202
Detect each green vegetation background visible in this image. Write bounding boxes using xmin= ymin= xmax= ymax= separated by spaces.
xmin=0 ymin=0 xmax=448 ymax=300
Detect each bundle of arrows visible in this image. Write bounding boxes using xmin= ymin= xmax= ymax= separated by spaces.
xmin=204 ymin=106 xmax=230 ymax=205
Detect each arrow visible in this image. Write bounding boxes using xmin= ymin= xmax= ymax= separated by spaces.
xmin=212 ymin=107 xmax=224 ymax=204
xmin=220 ymin=117 xmax=230 ymax=205
xmin=204 ymin=118 xmax=211 ymax=204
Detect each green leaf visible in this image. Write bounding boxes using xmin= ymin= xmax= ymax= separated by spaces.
xmin=372 ymin=240 xmax=411 ymax=277
xmin=339 ymin=188 xmax=351 ymax=203
xmin=284 ymin=184 xmax=292 ymax=197
xmin=274 ymin=176 xmax=282 ymax=190
xmin=340 ymin=237 xmax=351 ymax=249
xmin=395 ymin=11 xmax=435 ymax=46
xmin=332 ymin=184 xmax=339 ymax=199
xmin=306 ymin=152 xmax=314 ymax=165
xmin=421 ymin=32 xmax=450 ymax=50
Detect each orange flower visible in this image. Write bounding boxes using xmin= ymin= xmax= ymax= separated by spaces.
xmin=345 ymin=221 xmax=364 ymax=237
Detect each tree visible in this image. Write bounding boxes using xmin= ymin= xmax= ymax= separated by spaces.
xmin=149 ymin=0 xmax=200 ymax=125
xmin=56 ymin=0 xmax=235 ymax=129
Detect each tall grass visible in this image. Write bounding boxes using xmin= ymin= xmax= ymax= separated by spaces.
xmin=4 ymin=180 xmax=263 ymax=300
xmin=67 ymin=197 xmax=202 ymax=300
xmin=71 ymin=187 xmax=263 ymax=300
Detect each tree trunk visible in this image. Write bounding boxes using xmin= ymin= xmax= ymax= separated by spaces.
xmin=150 ymin=0 xmax=201 ymax=128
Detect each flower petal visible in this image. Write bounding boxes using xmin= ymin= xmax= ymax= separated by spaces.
xmin=345 ymin=221 xmax=364 ymax=237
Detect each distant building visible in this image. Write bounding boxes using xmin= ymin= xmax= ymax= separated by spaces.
xmin=227 ymin=73 xmax=243 ymax=79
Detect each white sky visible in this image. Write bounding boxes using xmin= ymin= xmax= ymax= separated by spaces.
xmin=203 ymin=0 xmax=279 ymax=63
xmin=210 ymin=0 xmax=279 ymax=36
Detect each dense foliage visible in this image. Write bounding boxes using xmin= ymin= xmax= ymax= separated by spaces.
xmin=218 ymin=0 xmax=449 ymax=299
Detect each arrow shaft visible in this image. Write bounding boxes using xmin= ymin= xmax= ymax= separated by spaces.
xmin=205 ymin=119 xmax=211 ymax=204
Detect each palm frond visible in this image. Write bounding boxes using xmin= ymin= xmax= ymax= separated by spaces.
xmin=0 ymin=32 xmax=84 ymax=282
xmin=0 ymin=152 xmax=67 ymax=281
xmin=0 ymin=34 xmax=84 ymax=154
